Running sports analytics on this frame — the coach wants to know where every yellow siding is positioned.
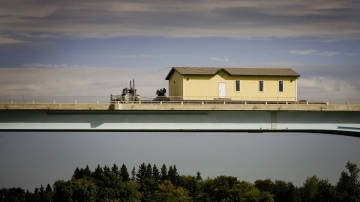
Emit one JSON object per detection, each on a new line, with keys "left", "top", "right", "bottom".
{"left": 181, "top": 71, "right": 297, "bottom": 101}
{"left": 168, "top": 71, "right": 183, "bottom": 100}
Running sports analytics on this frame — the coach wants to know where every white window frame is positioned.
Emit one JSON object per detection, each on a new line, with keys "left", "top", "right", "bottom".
{"left": 279, "top": 80, "right": 283, "bottom": 92}
{"left": 235, "top": 80, "right": 241, "bottom": 92}
{"left": 259, "top": 80, "right": 264, "bottom": 92}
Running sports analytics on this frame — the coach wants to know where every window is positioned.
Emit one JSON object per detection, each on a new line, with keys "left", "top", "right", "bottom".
{"left": 259, "top": 80, "right": 264, "bottom": 92}
{"left": 235, "top": 80, "right": 240, "bottom": 92}
{"left": 279, "top": 80, "right": 283, "bottom": 92}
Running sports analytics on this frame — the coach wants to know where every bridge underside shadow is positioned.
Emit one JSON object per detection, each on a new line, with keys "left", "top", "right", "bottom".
{"left": 0, "top": 110, "right": 359, "bottom": 136}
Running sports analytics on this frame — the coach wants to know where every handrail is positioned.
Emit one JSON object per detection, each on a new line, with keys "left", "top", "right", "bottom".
{"left": 0, "top": 95, "right": 358, "bottom": 105}
{"left": 0, "top": 95, "right": 325, "bottom": 105}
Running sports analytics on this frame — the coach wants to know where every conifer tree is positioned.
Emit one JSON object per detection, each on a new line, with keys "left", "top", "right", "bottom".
{"left": 103, "top": 165, "right": 110, "bottom": 173}
{"left": 161, "top": 164, "right": 168, "bottom": 181}
{"left": 93, "top": 164, "right": 103, "bottom": 179}
{"left": 45, "top": 184, "right": 52, "bottom": 192}
{"left": 84, "top": 165, "right": 91, "bottom": 177}
{"left": 136, "top": 163, "right": 147, "bottom": 182}
{"left": 168, "top": 165, "right": 179, "bottom": 185}
{"left": 131, "top": 166, "right": 136, "bottom": 181}
{"left": 153, "top": 164, "right": 160, "bottom": 182}
{"left": 196, "top": 171, "right": 202, "bottom": 181}
{"left": 146, "top": 163, "right": 153, "bottom": 179}
{"left": 39, "top": 185, "right": 44, "bottom": 194}
{"left": 72, "top": 168, "right": 80, "bottom": 180}
{"left": 120, "top": 164, "right": 130, "bottom": 181}
{"left": 111, "top": 164, "right": 119, "bottom": 175}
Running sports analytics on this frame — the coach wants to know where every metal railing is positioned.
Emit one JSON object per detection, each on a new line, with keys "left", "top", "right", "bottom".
{"left": 0, "top": 95, "right": 337, "bottom": 105}
{"left": 0, "top": 96, "right": 109, "bottom": 104}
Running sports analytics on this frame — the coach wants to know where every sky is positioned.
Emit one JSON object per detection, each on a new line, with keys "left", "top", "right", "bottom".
{"left": 1, "top": 132, "right": 360, "bottom": 190}
{"left": 1, "top": 0, "right": 360, "bottom": 190}
{"left": 0, "top": 0, "right": 359, "bottom": 103}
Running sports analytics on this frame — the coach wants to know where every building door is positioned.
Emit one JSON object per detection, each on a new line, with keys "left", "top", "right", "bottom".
{"left": 219, "top": 82, "right": 226, "bottom": 98}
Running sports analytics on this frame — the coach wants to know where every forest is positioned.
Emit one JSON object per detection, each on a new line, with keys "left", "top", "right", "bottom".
{"left": 1, "top": 161, "right": 360, "bottom": 202}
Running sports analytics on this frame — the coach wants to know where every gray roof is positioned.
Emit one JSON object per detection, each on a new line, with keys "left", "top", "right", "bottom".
{"left": 165, "top": 67, "right": 300, "bottom": 80}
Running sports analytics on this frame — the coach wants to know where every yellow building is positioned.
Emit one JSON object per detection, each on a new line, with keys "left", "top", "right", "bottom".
{"left": 165, "top": 67, "right": 300, "bottom": 101}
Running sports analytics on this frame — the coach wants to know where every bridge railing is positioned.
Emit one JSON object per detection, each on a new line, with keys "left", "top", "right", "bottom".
{"left": 0, "top": 95, "right": 336, "bottom": 105}
{"left": 0, "top": 96, "right": 109, "bottom": 104}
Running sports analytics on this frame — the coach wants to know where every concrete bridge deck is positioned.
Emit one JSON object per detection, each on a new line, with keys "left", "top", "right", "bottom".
{"left": 1, "top": 103, "right": 359, "bottom": 111}
{"left": 1, "top": 103, "right": 360, "bottom": 135}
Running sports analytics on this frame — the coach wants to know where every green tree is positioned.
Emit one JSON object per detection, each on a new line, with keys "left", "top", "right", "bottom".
{"left": 301, "top": 176, "right": 320, "bottom": 202}
{"left": 153, "top": 164, "right": 161, "bottom": 182}
{"left": 84, "top": 165, "right": 91, "bottom": 177}
{"left": 255, "top": 179, "right": 274, "bottom": 193}
{"left": 72, "top": 167, "right": 81, "bottom": 180}
{"left": 154, "top": 180, "right": 190, "bottom": 202}
{"left": 272, "top": 180, "right": 301, "bottom": 202}
{"left": 120, "top": 163, "right": 130, "bottom": 182}
{"left": 317, "top": 179, "right": 337, "bottom": 202}
{"left": 161, "top": 164, "right": 168, "bottom": 181}
{"left": 179, "top": 175, "right": 199, "bottom": 199}
{"left": 146, "top": 163, "right": 153, "bottom": 179}
{"left": 137, "top": 163, "right": 147, "bottom": 183}
{"left": 123, "top": 181, "right": 142, "bottom": 201}
{"left": 71, "top": 179, "right": 97, "bottom": 202}
{"left": 0, "top": 188, "right": 26, "bottom": 202}
{"left": 111, "top": 163, "right": 119, "bottom": 176}
{"left": 92, "top": 164, "right": 103, "bottom": 180}
{"left": 131, "top": 166, "right": 136, "bottom": 181}
{"left": 168, "top": 165, "right": 179, "bottom": 185}
{"left": 337, "top": 161, "right": 360, "bottom": 202}
{"left": 196, "top": 171, "right": 202, "bottom": 181}
{"left": 53, "top": 180, "right": 73, "bottom": 202}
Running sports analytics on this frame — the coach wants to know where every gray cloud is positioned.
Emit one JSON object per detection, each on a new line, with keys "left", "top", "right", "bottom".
{"left": 0, "top": 64, "right": 359, "bottom": 104}
{"left": 0, "top": 35, "right": 23, "bottom": 44}
{"left": 1, "top": 0, "right": 360, "bottom": 39}
{"left": 0, "top": 66, "right": 169, "bottom": 100}
{"left": 289, "top": 49, "right": 338, "bottom": 56}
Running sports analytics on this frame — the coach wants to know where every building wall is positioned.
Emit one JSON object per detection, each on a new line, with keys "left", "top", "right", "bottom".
{"left": 181, "top": 71, "right": 297, "bottom": 101}
{"left": 168, "top": 71, "right": 183, "bottom": 100}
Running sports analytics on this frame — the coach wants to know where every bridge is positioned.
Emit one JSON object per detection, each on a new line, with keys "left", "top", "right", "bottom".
{"left": 0, "top": 102, "right": 360, "bottom": 136}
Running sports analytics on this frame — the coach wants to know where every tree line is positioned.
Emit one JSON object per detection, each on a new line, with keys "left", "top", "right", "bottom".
{"left": 1, "top": 161, "right": 360, "bottom": 202}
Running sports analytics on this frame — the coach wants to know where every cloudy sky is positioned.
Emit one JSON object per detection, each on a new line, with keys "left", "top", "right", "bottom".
{"left": 1, "top": 0, "right": 360, "bottom": 190}
{"left": 1, "top": 0, "right": 360, "bottom": 102}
